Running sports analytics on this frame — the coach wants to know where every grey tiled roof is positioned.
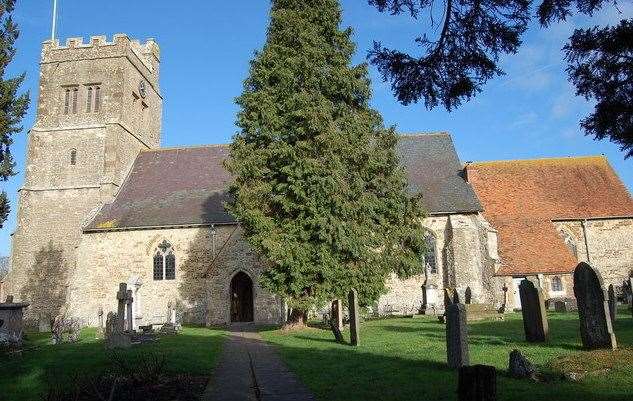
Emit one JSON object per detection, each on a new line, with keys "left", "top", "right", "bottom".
{"left": 85, "top": 133, "right": 481, "bottom": 231}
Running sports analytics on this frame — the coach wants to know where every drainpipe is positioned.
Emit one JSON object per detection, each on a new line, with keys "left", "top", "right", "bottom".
{"left": 581, "top": 219, "right": 591, "bottom": 264}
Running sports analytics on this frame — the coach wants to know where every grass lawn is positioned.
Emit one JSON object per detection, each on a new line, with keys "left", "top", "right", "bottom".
{"left": 0, "top": 326, "right": 226, "bottom": 401}
{"left": 261, "top": 310, "right": 633, "bottom": 401}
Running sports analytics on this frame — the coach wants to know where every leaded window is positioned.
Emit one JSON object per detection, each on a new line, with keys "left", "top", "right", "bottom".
{"left": 424, "top": 232, "right": 437, "bottom": 274}
{"left": 153, "top": 252, "right": 163, "bottom": 280}
{"left": 165, "top": 252, "right": 175, "bottom": 280}
{"left": 551, "top": 276, "right": 563, "bottom": 292}
{"left": 86, "top": 86, "right": 93, "bottom": 112}
{"left": 153, "top": 240, "right": 176, "bottom": 281}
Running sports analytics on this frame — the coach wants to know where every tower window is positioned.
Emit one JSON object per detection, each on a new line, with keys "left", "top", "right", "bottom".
{"left": 86, "top": 87, "right": 93, "bottom": 112}
{"left": 70, "top": 149, "right": 77, "bottom": 165}
{"left": 72, "top": 88, "right": 78, "bottom": 114}
{"left": 64, "top": 89, "right": 70, "bottom": 114}
{"left": 153, "top": 240, "right": 176, "bottom": 281}
{"left": 85, "top": 85, "right": 102, "bottom": 113}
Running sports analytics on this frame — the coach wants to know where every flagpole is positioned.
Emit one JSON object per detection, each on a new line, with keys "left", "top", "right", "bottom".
{"left": 51, "top": 0, "right": 58, "bottom": 41}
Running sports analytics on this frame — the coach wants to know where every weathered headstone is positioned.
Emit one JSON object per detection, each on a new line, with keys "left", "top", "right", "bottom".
{"left": 465, "top": 287, "right": 472, "bottom": 304}
{"left": 608, "top": 284, "right": 617, "bottom": 323}
{"left": 104, "top": 311, "right": 131, "bottom": 349}
{"left": 458, "top": 365, "right": 496, "bottom": 401}
{"left": 446, "top": 303, "right": 470, "bottom": 368}
{"left": 329, "top": 318, "right": 344, "bottom": 344}
{"left": 573, "top": 262, "right": 617, "bottom": 350}
{"left": 554, "top": 300, "right": 567, "bottom": 312}
{"left": 331, "top": 299, "right": 343, "bottom": 331}
{"left": 348, "top": 289, "right": 360, "bottom": 346}
{"left": 518, "top": 279, "right": 548, "bottom": 342}
{"left": 507, "top": 349, "right": 535, "bottom": 379}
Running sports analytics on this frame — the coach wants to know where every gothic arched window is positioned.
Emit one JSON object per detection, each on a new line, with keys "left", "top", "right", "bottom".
{"left": 559, "top": 229, "right": 578, "bottom": 258}
{"left": 424, "top": 231, "right": 437, "bottom": 274}
{"left": 551, "top": 276, "right": 563, "bottom": 292}
{"left": 153, "top": 240, "right": 176, "bottom": 281}
{"left": 70, "top": 149, "right": 77, "bottom": 165}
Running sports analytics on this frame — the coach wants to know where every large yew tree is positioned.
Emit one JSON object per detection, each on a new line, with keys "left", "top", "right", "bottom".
{"left": 0, "top": 0, "right": 29, "bottom": 227}
{"left": 226, "top": 0, "right": 426, "bottom": 324}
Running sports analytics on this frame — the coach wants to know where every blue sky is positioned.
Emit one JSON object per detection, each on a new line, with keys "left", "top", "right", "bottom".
{"left": 1, "top": 0, "right": 631, "bottom": 255}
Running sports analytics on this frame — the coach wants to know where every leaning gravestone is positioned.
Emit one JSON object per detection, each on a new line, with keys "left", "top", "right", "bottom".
{"left": 446, "top": 303, "right": 470, "bottom": 368}
{"left": 608, "top": 284, "right": 617, "bottom": 323}
{"left": 348, "top": 289, "right": 360, "bottom": 346}
{"left": 573, "top": 263, "right": 617, "bottom": 350}
{"left": 458, "top": 365, "right": 496, "bottom": 401}
{"left": 518, "top": 279, "right": 548, "bottom": 342}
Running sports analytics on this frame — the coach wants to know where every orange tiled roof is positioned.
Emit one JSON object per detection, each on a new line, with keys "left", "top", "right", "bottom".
{"left": 466, "top": 156, "right": 633, "bottom": 276}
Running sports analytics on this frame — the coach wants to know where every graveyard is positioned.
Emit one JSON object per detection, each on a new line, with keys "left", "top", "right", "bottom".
{"left": 1, "top": 307, "right": 632, "bottom": 400}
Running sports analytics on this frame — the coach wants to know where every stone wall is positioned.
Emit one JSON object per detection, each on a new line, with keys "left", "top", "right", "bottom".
{"left": 555, "top": 218, "right": 633, "bottom": 289}
{"left": 68, "top": 225, "right": 285, "bottom": 326}
{"left": 376, "top": 213, "right": 503, "bottom": 315}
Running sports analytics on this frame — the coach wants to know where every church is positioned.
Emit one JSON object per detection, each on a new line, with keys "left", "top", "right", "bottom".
{"left": 2, "top": 35, "right": 632, "bottom": 328}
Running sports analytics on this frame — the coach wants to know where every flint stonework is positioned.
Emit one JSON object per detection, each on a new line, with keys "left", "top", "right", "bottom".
{"left": 573, "top": 263, "right": 617, "bottom": 350}
{"left": 446, "top": 303, "right": 469, "bottom": 368}
{"left": 348, "top": 289, "right": 360, "bottom": 346}
{"left": 518, "top": 279, "right": 548, "bottom": 342}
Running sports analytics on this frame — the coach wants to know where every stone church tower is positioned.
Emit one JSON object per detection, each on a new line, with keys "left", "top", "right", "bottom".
{"left": 5, "top": 35, "right": 162, "bottom": 304}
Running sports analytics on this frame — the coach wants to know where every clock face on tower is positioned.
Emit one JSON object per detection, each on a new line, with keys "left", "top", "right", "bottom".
{"left": 139, "top": 80, "right": 147, "bottom": 98}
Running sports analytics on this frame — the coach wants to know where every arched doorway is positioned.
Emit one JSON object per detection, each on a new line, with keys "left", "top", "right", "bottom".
{"left": 230, "top": 272, "right": 254, "bottom": 322}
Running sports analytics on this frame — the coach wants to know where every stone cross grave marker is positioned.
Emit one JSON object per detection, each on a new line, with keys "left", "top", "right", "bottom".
{"left": 104, "top": 311, "right": 131, "bottom": 349}
{"left": 498, "top": 284, "right": 508, "bottom": 313}
{"left": 608, "top": 284, "right": 617, "bottom": 323}
{"left": 125, "top": 289, "right": 134, "bottom": 332}
{"left": 331, "top": 299, "right": 343, "bottom": 331}
{"left": 573, "top": 263, "right": 617, "bottom": 350}
{"left": 518, "top": 278, "right": 548, "bottom": 342}
{"left": 348, "top": 289, "right": 360, "bottom": 346}
{"left": 446, "top": 303, "right": 470, "bottom": 369}
{"left": 116, "top": 283, "right": 128, "bottom": 332}
{"left": 458, "top": 365, "right": 496, "bottom": 401}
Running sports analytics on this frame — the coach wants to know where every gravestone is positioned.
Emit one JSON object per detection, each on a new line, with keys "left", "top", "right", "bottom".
{"left": 608, "top": 284, "right": 617, "bottom": 323}
{"left": 0, "top": 297, "right": 29, "bottom": 347}
{"left": 125, "top": 289, "right": 134, "bottom": 331}
{"left": 465, "top": 287, "right": 472, "bottom": 304}
{"left": 498, "top": 284, "right": 508, "bottom": 313}
{"left": 630, "top": 277, "right": 633, "bottom": 319}
{"left": 446, "top": 303, "right": 470, "bottom": 368}
{"left": 116, "top": 283, "right": 128, "bottom": 332}
{"left": 518, "top": 279, "right": 548, "bottom": 342}
{"left": 573, "top": 263, "right": 617, "bottom": 350}
{"left": 329, "top": 318, "right": 344, "bottom": 344}
{"left": 331, "top": 299, "right": 343, "bottom": 331}
{"left": 104, "top": 311, "right": 131, "bottom": 349}
{"left": 458, "top": 365, "right": 496, "bottom": 401}
{"left": 554, "top": 300, "right": 567, "bottom": 312}
{"left": 508, "top": 349, "right": 535, "bottom": 379}
{"left": 348, "top": 289, "right": 360, "bottom": 346}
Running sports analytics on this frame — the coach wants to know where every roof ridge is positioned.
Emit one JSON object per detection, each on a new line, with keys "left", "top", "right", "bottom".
{"left": 468, "top": 155, "right": 607, "bottom": 165}
{"left": 398, "top": 131, "right": 450, "bottom": 138}
{"left": 142, "top": 143, "right": 230, "bottom": 152}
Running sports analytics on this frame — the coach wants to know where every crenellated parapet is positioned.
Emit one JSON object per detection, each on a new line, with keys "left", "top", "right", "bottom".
{"left": 41, "top": 34, "right": 160, "bottom": 80}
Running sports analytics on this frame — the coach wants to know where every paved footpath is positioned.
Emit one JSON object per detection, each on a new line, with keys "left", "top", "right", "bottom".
{"left": 202, "top": 324, "right": 317, "bottom": 401}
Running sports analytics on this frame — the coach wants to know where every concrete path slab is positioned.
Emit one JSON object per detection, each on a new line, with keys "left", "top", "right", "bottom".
{"left": 203, "top": 324, "right": 316, "bottom": 401}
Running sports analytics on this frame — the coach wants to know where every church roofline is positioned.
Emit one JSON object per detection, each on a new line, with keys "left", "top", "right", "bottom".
{"left": 83, "top": 221, "right": 238, "bottom": 234}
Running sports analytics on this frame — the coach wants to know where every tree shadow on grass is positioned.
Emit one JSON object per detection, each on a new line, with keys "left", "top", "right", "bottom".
{"left": 260, "top": 326, "right": 633, "bottom": 401}
{"left": 1, "top": 328, "right": 227, "bottom": 401}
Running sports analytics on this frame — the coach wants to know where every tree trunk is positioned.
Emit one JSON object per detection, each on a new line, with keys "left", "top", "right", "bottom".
{"left": 283, "top": 308, "right": 307, "bottom": 330}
